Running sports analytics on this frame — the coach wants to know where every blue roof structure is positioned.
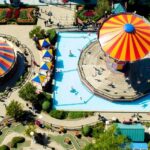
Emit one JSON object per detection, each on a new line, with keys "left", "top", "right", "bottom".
{"left": 112, "top": 3, "right": 126, "bottom": 14}
{"left": 117, "top": 124, "right": 145, "bottom": 142}
{"left": 130, "top": 143, "right": 148, "bottom": 150}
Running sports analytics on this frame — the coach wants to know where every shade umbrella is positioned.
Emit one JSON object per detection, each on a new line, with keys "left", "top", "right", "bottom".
{"left": 40, "top": 61, "right": 53, "bottom": 71}
{"left": 32, "top": 74, "right": 47, "bottom": 87}
{"left": 39, "top": 38, "right": 50, "bottom": 48}
{"left": 39, "top": 61, "right": 53, "bottom": 76}
{"left": 99, "top": 13, "right": 150, "bottom": 62}
{"left": 42, "top": 49, "right": 53, "bottom": 60}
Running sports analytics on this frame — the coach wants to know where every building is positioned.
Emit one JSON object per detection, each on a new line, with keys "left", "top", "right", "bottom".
{"left": 117, "top": 123, "right": 145, "bottom": 142}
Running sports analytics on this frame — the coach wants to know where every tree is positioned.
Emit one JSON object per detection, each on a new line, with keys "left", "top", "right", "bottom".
{"left": 0, "top": 145, "right": 10, "bottom": 150}
{"left": 128, "top": 0, "right": 136, "bottom": 5}
{"left": 82, "top": 125, "right": 92, "bottom": 137}
{"left": 6, "top": 100, "right": 23, "bottom": 121}
{"left": 49, "top": 110, "right": 68, "bottom": 119}
{"left": 34, "top": 133, "right": 50, "bottom": 146}
{"left": 46, "top": 29, "right": 57, "bottom": 44}
{"left": 19, "top": 82, "right": 38, "bottom": 102}
{"left": 42, "top": 101, "right": 51, "bottom": 112}
{"left": 95, "top": 0, "right": 111, "bottom": 18}
{"left": 25, "top": 125, "right": 36, "bottom": 137}
{"left": 29, "top": 26, "right": 41, "bottom": 39}
{"left": 83, "top": 125, "right": 130, "bottom": 150}
{"left": 92, "top": 123, "right": 105, "bottom": 138}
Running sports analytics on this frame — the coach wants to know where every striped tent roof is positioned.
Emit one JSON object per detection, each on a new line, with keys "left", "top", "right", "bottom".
{"left": 32, "top": 74, "right": 46, "bottom": 84}
{"left": 39, "top": 38, "right": 50, "bottom": 48}
{"left": 0, "top": 41, "right": 16, "bottom": 77}
{"left": 40, "top": 61, "right": 52, "bottom": 71}
{"left": 42, "top": 49, "right": 53, "bottom": 58}
{"left": 98, "top": 13, "right": 150, "bottom": 61}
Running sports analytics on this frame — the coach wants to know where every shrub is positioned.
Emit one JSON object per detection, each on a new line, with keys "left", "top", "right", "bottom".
{"left": 0, "top": 145, "right": 10, "bottom": 150}
{"left": 14, "top": 8, "right": 20, "bottom": 18}
{"left": 11, "top": 136, "right": 25, "bottom": 148}
{"left": 42, "top": 101, "right": 51, "bottom": 112}
{"left": 92, "top": 122, "right": 105, "bottom": 138}
{"left": 83, "top": 10, "right": 95, "bottom": 17}
{"left": 68, "top": 111, "right": 94, "bottom": 119}
{"left": 82, "top": 125, "right": 92, "bottom": 136}
{"left": 19, "top": 10, "right": 28, "bottom": 19}
{"left": 0, "top": 10, "right": 6, "bottom": 20}
{"left": 46, "top": 29, "right": 57, "bottom": 44}
{"left": 6, "top": 8, "right": 13, "bottom": 18}
{"left": 6, "top": 100, "right": 23, "bottom": 121}
{"left": 19, "top": 82, "right": 38, "bottom": 102}
{"left": 49, "top": 110, "right": 68, "bottom": 119}
{"left": 29, "top": 26, "right": 43, "bottom": 39}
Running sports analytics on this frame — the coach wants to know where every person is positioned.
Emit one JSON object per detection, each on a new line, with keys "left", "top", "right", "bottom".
{"left": 69, "top": 50, "right": 73, "bottom": 56}
{"left": 49, "top": 18, "right": 51, "bottom": 24}
{"left": 80, "top": 97, "right": 82, "bottom": 100}
{"left": 44, "top": 20, "right": 47, "bottom": 27}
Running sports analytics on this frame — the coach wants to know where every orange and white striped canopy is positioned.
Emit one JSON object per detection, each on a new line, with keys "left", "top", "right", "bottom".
{"left": 99, "top": 13, "right": 150, "bottom": 61}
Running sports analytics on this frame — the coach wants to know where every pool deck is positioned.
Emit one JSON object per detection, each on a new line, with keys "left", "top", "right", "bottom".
{"left": 78, "top": 41, "right": 150, "bottom": 101}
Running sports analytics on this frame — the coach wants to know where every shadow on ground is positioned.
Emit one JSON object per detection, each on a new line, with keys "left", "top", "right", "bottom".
{"left": 127, "top": 58, "right": 150, "bottom": 94}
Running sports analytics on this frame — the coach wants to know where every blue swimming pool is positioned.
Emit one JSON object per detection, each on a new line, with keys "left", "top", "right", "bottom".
{"left": 53, "top": 32, "right": 150, "bottom": 112}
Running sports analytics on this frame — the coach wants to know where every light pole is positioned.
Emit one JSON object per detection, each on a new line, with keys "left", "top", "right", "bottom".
{"left": 30, "top": 131, "right": 35, "bottom": 143}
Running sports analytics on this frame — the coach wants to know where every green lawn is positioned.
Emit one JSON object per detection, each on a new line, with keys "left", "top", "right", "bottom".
{"left": 50, "top": 133, "right": 89, "bottom": 150}
{"left": 0, "top": 124, "right": 25, "bottom": 144}
{"left": 19, "top": 10, "right": 28, "bottom": 19}
{"left": 0, "top": 10, "right": 6, "bottom": 20}
{"left": 10, "top": 140, "right": 31, "bottom": 150}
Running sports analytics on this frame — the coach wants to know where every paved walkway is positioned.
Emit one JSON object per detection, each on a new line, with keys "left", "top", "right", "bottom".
{"left": 40, "top": 113, "right": 99, "bottom": 129}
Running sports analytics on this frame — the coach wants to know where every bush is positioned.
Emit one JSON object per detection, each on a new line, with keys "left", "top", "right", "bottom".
{"left": 29, "top": 26, "right": 41, "bottom": 39}
{"left": 82, "top": 125, "right": 92, "bottom": 136}
{"left": 92, "top": 123, "right": 105, "bottom": 138}
{"left": 49, "top": 110, "right": 68, "bottom": 119}
{"left": 6, "top": 100, "right": 23, "bottom": 121}
{"left": 19, "top": 10, "right": 28, "bottom": 19}
{"left": 46, "top": 29, "right": 57, "bottom": 44}
{"left": 42, "top": 101, "right": 51, "bottom": 112}
{"left": 0, "top": 10, "right": 6, "bottom": 20}
{"left": 19, "top": 82, "right": 38, "bottom": 102}
{"left": 11, "top": 136, "right": 25, "bottom": 148}
{"left": 0, "top": 145, "right": 10, "bottom": 150}
{"left": 68, "top": 112, "right": 93, "bottom": 119}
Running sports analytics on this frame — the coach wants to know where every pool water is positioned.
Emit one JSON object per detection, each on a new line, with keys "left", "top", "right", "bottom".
{"left": 53, "top": 32, "right": 150, "bottom": 112}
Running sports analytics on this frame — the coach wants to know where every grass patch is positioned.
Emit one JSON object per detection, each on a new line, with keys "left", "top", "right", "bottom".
{"left": 10, "top": 140, "right": 30, "bottom": 150}
{"left": 19, "top": 10, "right": 28, "bottom": 19}
{"left": 0, "top": 124, "right": 25, "bottom": 144}
{"left": 0, "top": 10, "right": 6, "bottom": 20}
{"left": 50, "top": 133, "right": 81, "bottom": 150}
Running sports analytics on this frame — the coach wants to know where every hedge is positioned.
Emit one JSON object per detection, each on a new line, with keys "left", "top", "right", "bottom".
{"left": 42, "top": 100, "right": 51, "bottom": 112}
{"left": 11, "top": 136, "right": 25, "bottom": 148}
{"left": 82, "top": 125, "right": 92, "bottom": 136}
{"left": 49, "top": 110, "right": 68, "bottom": 119}
{"left": 68, "top": 112, "right": 93, "bottom": 119}
{"left": 0, "top": 145, "right": 10, "bottom": 150}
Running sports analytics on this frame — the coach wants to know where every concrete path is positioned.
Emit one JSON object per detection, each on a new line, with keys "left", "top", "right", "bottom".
{"left": 40, "top": 113, "right": 99, "bottom": 129}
